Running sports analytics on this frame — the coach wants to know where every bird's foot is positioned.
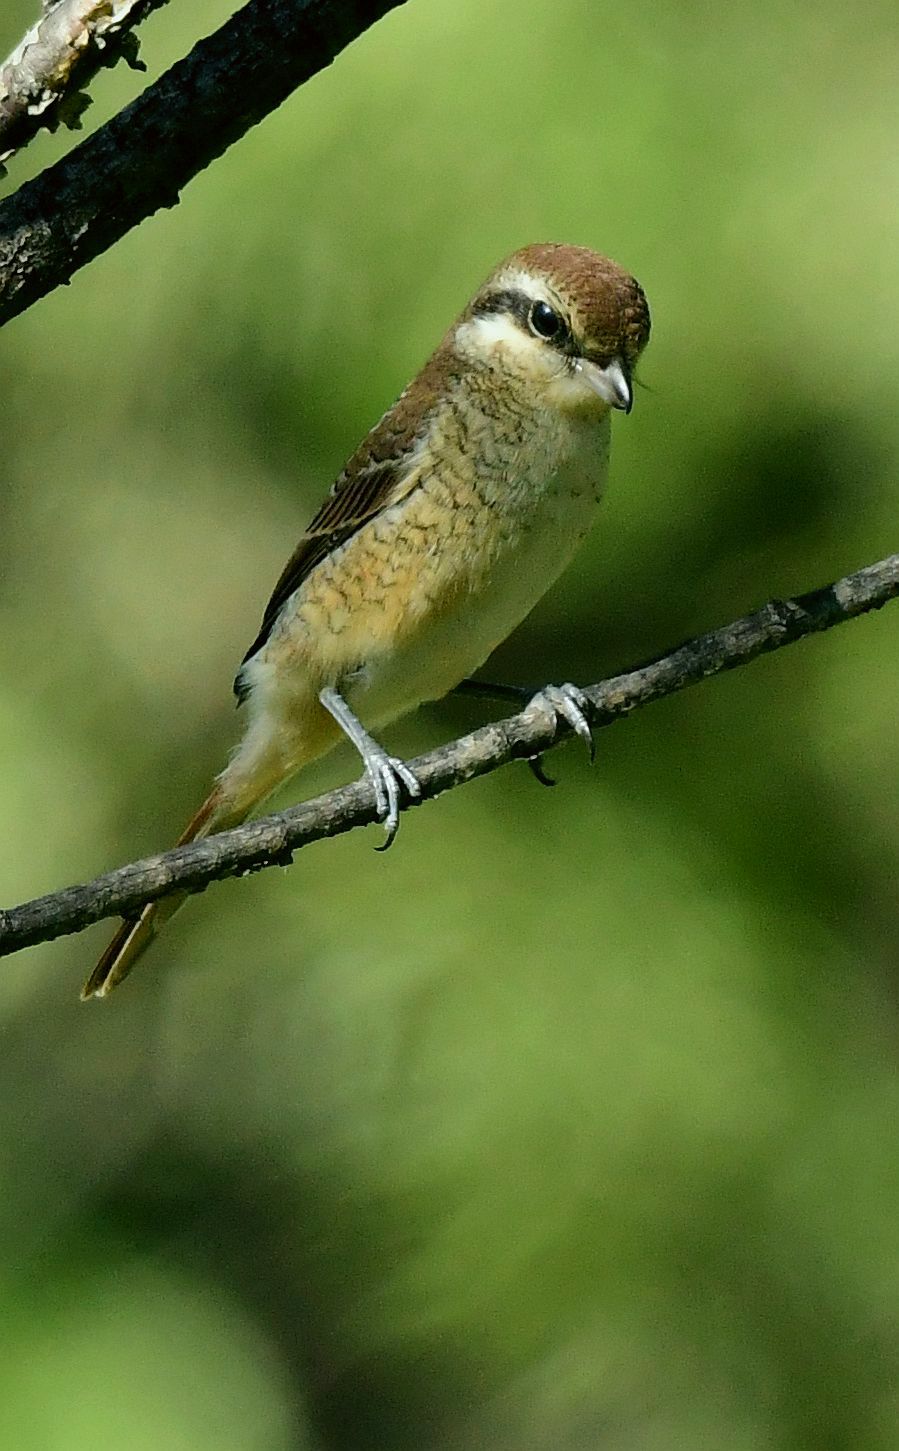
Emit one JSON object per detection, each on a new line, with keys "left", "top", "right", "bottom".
{"left": 365, "top": 746, "right": 422, "bottom": 851}
{"left": 527, "top": 683, "right": 596, "bottom": 764}
{"left": 452, "top": 676, "right": 594, "bottom": 784}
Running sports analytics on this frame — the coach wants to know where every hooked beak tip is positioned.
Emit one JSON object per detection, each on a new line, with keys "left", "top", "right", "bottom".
{"left": 575, "top": 356, "right": 633, "bottom": 414}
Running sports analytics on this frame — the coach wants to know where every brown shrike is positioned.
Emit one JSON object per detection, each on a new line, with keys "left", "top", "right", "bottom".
{"left": 83, "top": 243, "right": 650, "bottom": 998}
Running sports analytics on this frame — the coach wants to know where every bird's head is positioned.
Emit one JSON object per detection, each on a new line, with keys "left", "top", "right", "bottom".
{"left": 455, "top": 242, "right": 650, "bottom": 417}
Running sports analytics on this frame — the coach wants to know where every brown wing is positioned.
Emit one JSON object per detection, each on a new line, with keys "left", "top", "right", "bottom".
{"left": 234, "top": 456, "right": 415, "bottom": 698}
{"left": 234, "top": 339, "right": 454, "bottom": 701}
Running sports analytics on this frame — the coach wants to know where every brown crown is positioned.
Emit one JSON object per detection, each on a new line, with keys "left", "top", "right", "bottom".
{"left": 488, "top": 242, "right": 651, "bottom": 367}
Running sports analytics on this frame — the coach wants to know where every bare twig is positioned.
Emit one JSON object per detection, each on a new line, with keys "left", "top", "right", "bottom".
{"left": 1, "top": 552, "right": 896, "bottom": 959}
{"left": 0, "top": 0, "right": 407, "bottom": 327}
{"left": 0, "top": 0, "right": 170, "bottom": 173}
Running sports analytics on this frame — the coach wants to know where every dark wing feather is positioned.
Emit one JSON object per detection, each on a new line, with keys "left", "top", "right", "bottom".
{"left": 234, "top": 458, "right": 410, "bottom": 698}
{"left": 234, "top": 339, "right": 454, "bottom": 702}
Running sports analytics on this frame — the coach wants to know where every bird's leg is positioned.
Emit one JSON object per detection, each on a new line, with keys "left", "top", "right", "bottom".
{"left": 451, "top": 678, "right": 532, "bottom": 706}
{"left": 319, "top": 686, "right": 422, "bottom": 850}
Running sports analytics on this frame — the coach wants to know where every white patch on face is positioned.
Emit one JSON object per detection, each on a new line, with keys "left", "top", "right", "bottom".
{"left": 454, "top": 311, "right": 609, "bottom": 417}
{"left": 455, "top": 266, "right": 570, "bottom": 375}
{"left": 455, "top": 310, "right": 544, "bottom": 369}
{"left": 498, "top": 267, "right": 563, "bottom": 306}
{"left": 451, "top": 266, "right": 613, "bottom": 417}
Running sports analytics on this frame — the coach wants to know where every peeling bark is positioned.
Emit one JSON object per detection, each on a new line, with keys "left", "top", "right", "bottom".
{"left": 0, "top": 0, "right": 169, "bottom": 172}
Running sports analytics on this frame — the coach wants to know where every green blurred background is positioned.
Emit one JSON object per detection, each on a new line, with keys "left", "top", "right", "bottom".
{"left": 1, "top": 0, "right": 898, "bottom": 1446}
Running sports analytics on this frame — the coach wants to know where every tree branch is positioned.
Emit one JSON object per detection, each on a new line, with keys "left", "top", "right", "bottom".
{"left": 0, "top": 0, "right": 407, "bottom": 327}
{"left": 1, "top": 552, "right": 897, "bottom": 959}
{"left": 0, "top": 0, "right": 170, "bottom": 174}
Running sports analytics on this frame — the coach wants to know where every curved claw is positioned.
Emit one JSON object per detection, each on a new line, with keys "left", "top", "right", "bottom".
{"left": 527, "top": 755, "right": 557, "bottom": 787}
{"left": 528, "top": 683, "right": 596, "bottom": 764}
{"left": 370, "top": 754, "right": 422, "bottom": 851}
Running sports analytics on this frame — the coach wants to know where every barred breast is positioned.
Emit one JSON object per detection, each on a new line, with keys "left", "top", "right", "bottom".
{"left": 338, "top": 405, "right": 612, "bottom": 725}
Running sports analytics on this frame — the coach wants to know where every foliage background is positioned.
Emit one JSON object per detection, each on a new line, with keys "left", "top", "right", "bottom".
{"left": 1, "top": 1, "right": 898, "bottom": 1446}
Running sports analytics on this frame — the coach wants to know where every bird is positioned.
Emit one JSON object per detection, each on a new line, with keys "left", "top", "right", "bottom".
{"left": 82, "top": 242, "right": 650, "bottom": 999}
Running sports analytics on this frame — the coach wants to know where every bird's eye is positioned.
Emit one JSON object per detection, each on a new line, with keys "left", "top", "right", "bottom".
{"left": 529, "top": 300, "right": 564, "bottom": 341}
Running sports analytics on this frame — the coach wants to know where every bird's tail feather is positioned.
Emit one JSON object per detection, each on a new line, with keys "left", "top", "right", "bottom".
{"left": 81, "top": 787, "right": 249, "bottom": 1000}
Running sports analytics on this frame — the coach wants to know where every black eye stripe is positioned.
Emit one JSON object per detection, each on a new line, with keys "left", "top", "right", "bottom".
{"left": 472, "top": 288, "right": 531, "bottom": 326}
{"left": 472, "top": 288, "right": 572, "bottom": 349}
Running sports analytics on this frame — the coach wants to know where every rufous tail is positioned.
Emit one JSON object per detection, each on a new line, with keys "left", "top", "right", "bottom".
{"left": 81, "top": 788, "right": 248, "bottom": 1001}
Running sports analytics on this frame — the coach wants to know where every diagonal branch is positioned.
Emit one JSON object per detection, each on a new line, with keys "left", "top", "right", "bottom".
{"left": 1, "top": 552, "right": 897, "bottom": 959}
{"left": 0, "top": 0, "right": 407, "bottom": 327}
{"left": 0, "top": 0, "right": 170, "bottom": 174}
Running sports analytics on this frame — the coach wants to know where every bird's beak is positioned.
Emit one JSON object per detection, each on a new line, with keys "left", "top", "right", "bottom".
{"left": 575, "top": 356, "right": 633, "bottom": 413}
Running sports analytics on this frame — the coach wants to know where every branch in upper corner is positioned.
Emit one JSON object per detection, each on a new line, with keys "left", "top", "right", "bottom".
{"left": 0, "top": 0, "right": 407, "bottom": 327}
{"left": 0, "top": 0, "right": 170, "bottom": 174}
{"left": 0, "top": 552, "right": 896, "bottom": 960}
